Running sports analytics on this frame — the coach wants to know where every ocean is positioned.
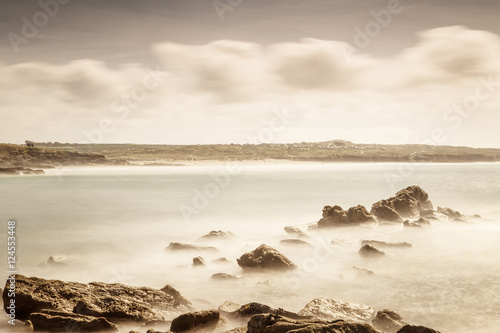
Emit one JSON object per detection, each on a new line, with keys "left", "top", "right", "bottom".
{"left": 1, "top": 163, "right": 500, "bottom": 332}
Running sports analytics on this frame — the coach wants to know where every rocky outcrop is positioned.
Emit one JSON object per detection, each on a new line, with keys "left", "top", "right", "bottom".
{"left": 3, "top": 274, "right": 186, "bottom": 322}
{"left": 193, "top": 256, "right": 206, "bottom": 267}
{"left": 279, "top": 239, "right": 312, "bottom": 247}
{"left": 170, "top": 310, "right": 223, "bottom": 333}
{"left": 160, "top": 285, "right": 194, "bottom": 311}
{"left": 298, "top": 298, "right": 375, "bottom": 323}
{"left": 318, "top": 205, "right": 375, "bottom": 227}
{"left": 358, "top": 245, "right": 385, "bottom": 258}
{"left": 361, "top": 240, "right": 412, "bottom": 249}
{"left": 237, "top": 245, "right": 297, "bottom": 271}
{"left": 396, "top": 324, "right": 441, "bottom": 333}
{"left": 247, "top": 314, "right": 379, "bottom": 333}
{"left": 198, "top": 231, "right": 235, "bottom": 242}
{"left": 166, "top": 242, "right": 218, "bottom": 252}
{"left": 29, "top": 310, "right": 118, "bottom": 332}
{"left": 371, "top": 186, "right": 433, "bottom": 221}
{"left": 372, "top": 310, "right": 407, "bottom": 333}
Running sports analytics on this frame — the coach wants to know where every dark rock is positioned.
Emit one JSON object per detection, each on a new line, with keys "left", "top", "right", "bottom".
{"left": 396, "top": 324, "right": 441, "bottom": 333}
{"left": 166, "top": 242, "right": 218, "bottom": 252}
{"left": 358, "top": 245, "right": 385, "bottom": 258}
{"left": 3, "top": 274, "right": 184, "bottom": 322}
{"left": 403, "top": 221, "right": 423, "bottom": 229}
{"left": 237, "top": 245, "right": 297, "bottom": 271}
{"left": 170, "top": 310, "right": 221, "bottom": 333}
{"left": 372, "top": 309, "right": 407, "bottom": 333}
{"left": 371, "top": 186, "right": 433, "bottom": 220}
{"left": 361, "top": 240, "right": 412, "bottom": 249}
{"left": 436, "top": 206, "right": 462, "bottom": 220}
{"left": 213, "top": 257, "right": 232, "bottom": 264}
{"left": 279, "top": 239, "right": 312, "bottom": 247}
{"left": 283, "top": 226, "right": 309, "bottom": 238}
{"left": 413, "top": 218, "right": 432, "bottom": 227}
{"left": 298, "top": 298, "right": 375, "bottom": 323}
{"left": 347, "top": 205, "right": 377, "bottom": 223}
{"left": 160, "top": 285, "right": 194, "bottom": 311}
{"left": 352, "top": 266, "right": 375, "bottom": 276}
{"left": 318, "top": 205, "right": 375, "bottom": 227}
{"left": 47, "top": 256, "right": 68, "bottom": 266}
{"left": 247, "top": 313, "right": 379, "bottom": 333}
{"left": 29, "top": 310, "right": 118, "bottom": 332}
{"left": 224, "top": 326, "right": 247, "bottom": 333}
{"left": 229, "top": 303, "right": 307, "bottom": 322}
{"left": 211, "top": 273, "right": 241, "bottom": 281}
{"left": 193, "top": 256, "right": 206, "bottom": 267}
{"left": 198, "top": 230, "right": 235, "bottom": 241}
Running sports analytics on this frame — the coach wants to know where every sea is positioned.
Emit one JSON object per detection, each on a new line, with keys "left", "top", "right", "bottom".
{"left": 1, "top": 163, "right": 499, "bottom": 332}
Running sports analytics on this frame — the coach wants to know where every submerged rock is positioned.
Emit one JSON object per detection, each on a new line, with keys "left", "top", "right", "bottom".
{"left": 29, "top": 310, "right": 118, "bottom": 332}
{"left": 372, "top": 309, "right": 407, "bottom": 333}
{"left": 436, "top": 206, "right": 463, "bottom": 220}
{"left": 352, "top": 266, "right": 375, "bottom": 276}
{"left": 396, "top": 324, "right": 441, "bottom": 333}
{"left": 193, "top": 256, "right": 206, "bottom": 267}
{"left": 198, "top": 230, "right": 235, "bottom": 242}
{"left": 170, "top": 310, "right": 223, "bottom": 333}
{"left": 318, "top": 205, "right": 375, "bottom": 227}
{"left": 283, "top": 226, "right": 309, "bottom": 238}
{"left": 160, "top": 285, "right": 194, "bottom": 311}
{"left": 3, "top": 274, "right": 186, "bottom": 322}
{"left": 213, "top": 257, "right": 232, "bottom": 264}
{"left": 298, "top": 298, "right": 375, "bottom": 323}
{"left": 403, "top": 221, "right": 423, "bottom": 229}
{"left": 211, "top": 273, "right": 241, "bottom": 281}
{"left": 247, "top": 313, "right": 379, "bottom": 333}
{"left": 46, "top": 256, "right": 68, "bottom": 267}
{"left": 279, "top": 239, "right": 312, "bottom": 247}
{"left": 361, "top": 240, "right": 412, "bottom": 249}
{"left": 237, "top": 245, "right": 297, "bottom": 271}
{"left": 229, "top": 303, "right": 307, "bottom": 323}
{"left": 166, "top": 242, "right": 218, "bottom": 252}
{"left": 371, "top": 186, "right": 433, "bottom": 220}
{"left": 358, "top": 245, "right": 385, "bottom": 258}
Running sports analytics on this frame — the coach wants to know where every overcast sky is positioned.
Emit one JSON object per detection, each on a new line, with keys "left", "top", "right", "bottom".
{"left": 1, "top": 0, "right": 500, "bottom": 147}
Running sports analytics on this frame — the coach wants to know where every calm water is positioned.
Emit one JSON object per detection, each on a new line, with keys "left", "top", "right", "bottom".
{"left": 1, "top": 163, "right": 500, "bottom": 332}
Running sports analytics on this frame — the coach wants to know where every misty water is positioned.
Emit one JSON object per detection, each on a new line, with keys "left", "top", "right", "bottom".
{"left": 1, "top": 163, "right": 500, "bottom": 333}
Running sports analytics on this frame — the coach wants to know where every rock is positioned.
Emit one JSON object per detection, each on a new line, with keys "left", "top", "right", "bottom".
{"left": 396, "top": 324, "right": 441, "bottom": 333}
{"left": 25, "top": 320, "right": 34, "bottom": 331}
{"left": 198, "top": 230, "right": 235, "bottom": 241}
{"left": 318, "top": 205, "right": 375, "bottom": 227}
{"left": 3, "top": 274, "right": 185, "bottom": 322}
{"left": 283, "top": 226, "right": 309, "bottom": 238}
{"left": 372, "top": 309, "right": 407, "bottom": 333}
{"left": 331, "top": 239, "right": 351, "bottom": 246}
{"left": 218, "top": 301, "right": 242, "bottom": 315}
{"left": 371, "top": 186, "right": 433, "bottom": 220}
{"left": 193, "top": 256, "right": 206, "bottom": 267}
{"left": 211, "top": 273, "right": 241, "bottom": 281}
{"left": 436, "top": 206, "right": 462, "bottom": 220}
{"left": 298, "top": 298, "right": 375, "bottom": 323}
{"left": 403, "top": 221, "right": 423, "bottom": 229}
{"left": 237, "top": 245, "right": 297, "bottom": 271}
{"left": 247, "top": 313, "right": 379, "bottom": 333}
{"left": 170, "top": 310, "right": 222, "bottom": 333}
{"left": 352, "top": 266, "right": 375, "bottom": 276}
{"left": 413, "top": 218, "right": 432, "bottom": 227}
{"left": 358, "top": 245, "right": 385, "bottom": 258}
{"left": 224, "top": 326, "right": 247, "bottom": 333}
{"left": 213, "top": 257, "right": 232, "bottom": 264}
{"left": 361, "top": 240, "right": 412, "bottom": 249}
{"left": 166, "top": 242, "right": 218, "bottom": 252}
{"left": 160, "top": 285, "right": 194, "bottom": 311}
{"left": 279, "top": 239, "right": 312, "bottom": 247}
{"left": 229, "top": 303, "right": 307, "bottom": 322}
{"left": 47, "top": 256, "right": 68, "bottom": 266}
{"left": 29, "top": 310, "right": 118, "bottom": 332}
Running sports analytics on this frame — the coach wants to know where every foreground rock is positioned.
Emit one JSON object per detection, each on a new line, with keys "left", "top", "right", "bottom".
{"left": 372, "top": 310, "right": 407, "bottom": 333}
{"left": 371, "top": 186, "right": 433, "bottom": 221}
{"left": 396, "top": 324, "right": 441, "bottom": 333}
{"left": 359, "top": 245, "right": 385, "bottom": 258}
{"left": 29, "top": 309, "right": 118, "bottom": 332}
{"left": 298, "top": 298, "right": 375, "bottom": 323}
{"left": 318, "top": 205, "right": 376, "bottom": 227}
{"left": 3, "top": 274, "right": 186, "bottom": 322}
{"left": 166, "top": 242, "right": 218, "bottom": 252}
{"left": 237, "top": 245, "right": 297, "bottom": 271}
{"left": 361, "top": 240, "right": 412, "bottom": 249}
{"left": 170, "top": 310, "right": 223, "bottom": 333}
{"left": 247, "top": 313, "right": 379, "bottom": 333}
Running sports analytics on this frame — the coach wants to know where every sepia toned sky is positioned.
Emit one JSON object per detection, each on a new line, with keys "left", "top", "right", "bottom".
{"left": 1, "top": 0, "right": 500, "bottom": 147}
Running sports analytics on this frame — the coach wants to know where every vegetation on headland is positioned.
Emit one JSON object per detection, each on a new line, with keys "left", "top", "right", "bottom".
{"left": 1, "top": 140, "right": 500, "bottom": 173}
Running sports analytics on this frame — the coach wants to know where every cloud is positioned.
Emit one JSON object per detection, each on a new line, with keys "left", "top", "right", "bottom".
{"left": 1, "top": 26, "right": 500, "bottom": 147}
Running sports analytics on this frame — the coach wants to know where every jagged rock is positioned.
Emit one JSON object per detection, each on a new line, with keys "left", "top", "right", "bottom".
{"left": 218, "top": 301, "right": 241, "bottom": 315}
{"left": 279, "top": 239, "right": 312, "bottom": 247}
{"left": 361, "top": 240, "right": 412, "bottom": 249}
{"left": 229, "top": 303, "right": 307, "bottom": 323}
{"left": 247, "top": 313, "right": 379, "bottom": 333}
{"left": 318, "top": 205, "right": 375, "bottom": 227}
{"left": 436, "top": 206, "right": 462, "bottom": 220}
{"left": 211, "top": 273, "right": 241, "bottom": 281}
{"left": 283, "top": 226, "right": 309, "bottom": 238}
{"left": 413, "top": 218, "right": 432, "bottom": 227}
{"left": 403, "top": 221, "right": 423, "bottom": 229}
{"left": 170, "top": 310, "right": 222, "bottom": 333}
{"left": 193, "top": 256, "right": 206, "bottom": 267}
{"left": 237, "top": 245, "right": 297, "bottom": 271}
{"left": 29, "top": 310, "right": 118, "bottom": 332}
{"left": 396, "top": 324, "right": 441, "bottom": 333}
{"left": 198, "top": 230, "right": 235, "bottom": 242}
{"left": 166, "top": 242, "right": 218, "bottom": 252}
{"left": 3, "top": 274, "right": 185, "bottom": 322}
{"left": 358, "top": 245, "right": 385, "bottom": 258}
{"left": 298, "top": 298, "right": 375, "bottom": 323}
{"left": 160, "top": 285, "right": 194, "bottom": 311}
{"left": 213, "top": 257, "right": 232, "bottom": 264}
{"left": 371, "top": 186, "right": 433, "bottom": 220}
{"left": 372, "top": 309, "right": 407, "bottom": 333}
{"left": 352, "top": 266, "right": 375, "bottom": 276}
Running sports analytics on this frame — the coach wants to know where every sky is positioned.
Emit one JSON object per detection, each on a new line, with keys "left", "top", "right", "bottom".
{"left": 1, "top": 0, "right": 500, "bottom": 147}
